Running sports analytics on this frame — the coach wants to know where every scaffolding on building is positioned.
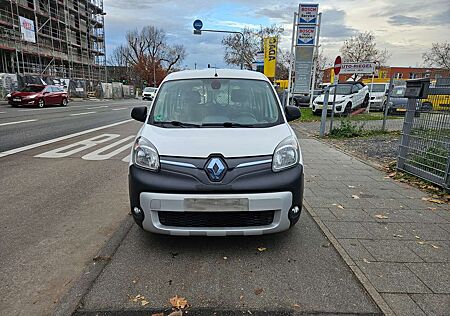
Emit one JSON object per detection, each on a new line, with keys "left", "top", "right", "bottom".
{"left": 0, "top": 0, "right": 106, "bottom": 91}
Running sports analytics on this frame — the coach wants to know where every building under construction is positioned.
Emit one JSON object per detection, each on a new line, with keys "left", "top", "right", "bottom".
{"left": 0, "top": 0, "right": 106, "bottom": 95}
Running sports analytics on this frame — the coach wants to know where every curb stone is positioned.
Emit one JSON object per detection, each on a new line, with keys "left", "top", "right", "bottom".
{"left": 53, "top": 216, "right": 133, "bottom": 316}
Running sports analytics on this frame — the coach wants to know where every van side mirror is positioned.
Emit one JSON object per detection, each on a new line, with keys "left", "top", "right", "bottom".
{"left": 285, "top": 106, "right": 301, "bottom": 122}
{"left": 131, "top": 106, "right": 147, "bottom": 122}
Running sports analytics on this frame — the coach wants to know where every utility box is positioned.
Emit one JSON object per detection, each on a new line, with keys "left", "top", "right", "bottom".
{"left": 404, "top": 78, "right": 430, "bottom": 99}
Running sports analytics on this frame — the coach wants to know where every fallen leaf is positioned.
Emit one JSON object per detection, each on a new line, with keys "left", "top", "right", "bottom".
{"left": 375, "top": 214, "right": 388, "bottom": 219}
{"left": 254, "top": 288, "right": 263, "bottom": 295}
{"left": 223, "top": 256, "right": 228, "bottom": 260}
{"left": 431, "top": 244, "right": 439, "bottom": 249}
{"left": 388, "top": 172, "right": 397, "bottom": 177}
{"left": 393, "top": 234, "right": 403, "bottom": 238}
{"left": 421, "top": 197, "right": 445, "bottom": 204}
{"left": 348, "top": 185, "right": 356, "bottom": 188}
{"left": 292, "top": 303, "right": 301, "bottom": 309}
{"left": 132, "top": 280, "right": 137, "bottom": 284}
{"left": 257, "top": 247, "right": 267, "bottom": 252}
{"left": 169, "top": 295, "right": 189, "bottom": 309}
{"left": 363, "top": 258, "right": 371, "bottom": 263}
{"left": 321, "top": 242, "right": 331, "bottom": 248}
{"left": 417, "top": 241, "right": 425, "bottom": 245}
{"left": 168, "top": 311, "right": 183, "bottom": 316}
{"left": 152, "top": 313, "right": 164, "bottom": 316}
{"left": 427, "top": 207, "right": 437, "bottom": 211}
{"left": 415, "top": 236, "right": 421, "bottom": 239}
{"left": 239, "top": 295, "right": 244, "bottom": 300}
{"left": 334, "top": 204, "right": 344, "bottom": 209}
{"left": 352, "top": 195, "right": 360, "bottom": 199}
{"left": 141, "top": 300, "right": 149, "bottom": 306}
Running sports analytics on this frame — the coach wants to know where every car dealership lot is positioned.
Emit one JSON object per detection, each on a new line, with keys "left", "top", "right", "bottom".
{"left": 0, "top": 101, "right": 379, "bottom": 315}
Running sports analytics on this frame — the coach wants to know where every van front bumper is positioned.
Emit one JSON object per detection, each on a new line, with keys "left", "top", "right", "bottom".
{"left": 128, "top": 163, "right": 304, "bottom": 236}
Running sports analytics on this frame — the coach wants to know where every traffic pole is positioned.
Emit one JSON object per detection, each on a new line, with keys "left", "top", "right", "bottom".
{"left": 319, "top": 87, "right": 330, "bottom": 137}
{"left": 287, "top": 12, "right": 297, "bottom": 107}
{"left": 309, "top": 12, "right": 321, "bottom": 109}
{"left": 382, "top": 76, "right": 394, "bottom": 131}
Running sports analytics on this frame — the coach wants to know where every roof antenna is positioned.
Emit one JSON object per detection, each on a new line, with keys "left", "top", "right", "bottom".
{"left": 214, "top": 66, "right": 218, "bottom": 77}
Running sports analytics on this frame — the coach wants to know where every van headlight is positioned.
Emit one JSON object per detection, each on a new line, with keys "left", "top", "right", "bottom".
{"left": 132, "top": 136, "right": 160, "bottom": 171}
{"left": 272, "top": 136, "right": 301, "bottom": 172}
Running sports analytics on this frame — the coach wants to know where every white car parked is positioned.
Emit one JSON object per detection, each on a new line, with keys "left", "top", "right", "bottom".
{"left": 142, "top": 87, "right": 157, "bottom": 101}
{"left": 367, "top": 83, "right": 389, "bottom": 111}
{"left": 128, "top": 69, "right": 304, "bottom": 236}
{"left": 312, "top": 82, "right": 369, "bottom": 115}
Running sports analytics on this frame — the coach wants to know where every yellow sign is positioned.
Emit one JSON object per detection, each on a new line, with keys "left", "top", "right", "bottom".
{"left": 264, "top": 37, "right": 278, "bottom": 78}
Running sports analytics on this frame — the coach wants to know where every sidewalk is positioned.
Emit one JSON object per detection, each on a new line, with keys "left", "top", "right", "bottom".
{"left": 293, "top": 124, "right": 449, "bottom": 316}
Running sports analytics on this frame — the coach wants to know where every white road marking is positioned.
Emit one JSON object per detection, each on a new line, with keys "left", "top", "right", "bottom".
{"left": 70, "top": 111, "right": 96, "bottom": 116}
{"left": 0, "top": 119, "right": 133, "bottom": 158}
{"left": 122, "top": 155, "right": 131, "bottom": 163}
{"left": 87, "top": 106, "right": 108, "bottom": 110}
{"left": 0, "top": 111, "right": 6, "bottom": 114}
{"left": 35, "top": 134, "right": 121, "bottom": 158}
{"left": 111, "top": 108, "right": 128, "bottom": 111}
{"left": 0, "top": 119, "right": 37, "bottom": 127}
{"left": 82, "top": 136, "right": 134, "bottom": 161}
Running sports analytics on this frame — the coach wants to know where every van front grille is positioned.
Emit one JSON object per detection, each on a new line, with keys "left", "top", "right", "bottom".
{"left": 158, "top": 211, "right": 275, "bottom": 227}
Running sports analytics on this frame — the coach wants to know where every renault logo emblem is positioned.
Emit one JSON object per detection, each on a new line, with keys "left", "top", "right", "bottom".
{"left": 205, "top": 157, "right": 226, "bottom": 181}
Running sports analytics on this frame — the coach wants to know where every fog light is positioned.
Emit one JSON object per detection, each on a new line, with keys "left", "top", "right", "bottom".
{"left": 133, "top": 207, "right": 142, "bottom": 215}
{"left": 291, "top": 206, "right": 300, "bottom": 214}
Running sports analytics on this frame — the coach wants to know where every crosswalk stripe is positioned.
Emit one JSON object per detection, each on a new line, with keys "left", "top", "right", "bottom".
{"left": 35, "top": 134, "right": 121, "bottom": 158}
{"left": 82, "top": 136, "right": 134, "bottom": 161}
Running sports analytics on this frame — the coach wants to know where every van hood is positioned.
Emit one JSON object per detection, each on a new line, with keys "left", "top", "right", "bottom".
{"left": 140, "top": 123, "right": 293, "bottom": 158}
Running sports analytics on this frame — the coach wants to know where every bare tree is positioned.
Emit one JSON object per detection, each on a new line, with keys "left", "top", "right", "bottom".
{"left": 340, "top": 31, "right": 390, "bottom": 65}
{"left": 222, "top": 24, "right": 284, "bottom": 70}
{"left": 314, "top": 50, "right": 331, "bottom": 87}
{"left": 117, "top": 26, "right": 186, "bottom": 86}
{"left": 423, "top": 42, "right": 450, "bottom": 70}
{"left": 275, "top": 49, "right": 290, "bottom": 80}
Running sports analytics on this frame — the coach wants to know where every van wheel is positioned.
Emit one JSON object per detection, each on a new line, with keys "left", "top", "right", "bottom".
{"left": 38, "top": 99, "right": 45, "bottom": 108}
{"left": 344, "top": 102, "right": 352, "bottom": 116}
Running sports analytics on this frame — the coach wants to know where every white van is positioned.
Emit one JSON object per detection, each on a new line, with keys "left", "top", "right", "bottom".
{"left": 128, "top": 69, "right": 304, "bottom": 236}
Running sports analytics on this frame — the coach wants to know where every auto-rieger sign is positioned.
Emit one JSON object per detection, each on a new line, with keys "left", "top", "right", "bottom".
{"left": 340, "top": 62, "right": 376, "bottom": 74}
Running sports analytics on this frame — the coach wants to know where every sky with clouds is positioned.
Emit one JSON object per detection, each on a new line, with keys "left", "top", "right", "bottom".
{"left": 103, "top": 0, "right": 450, "bottom": 69}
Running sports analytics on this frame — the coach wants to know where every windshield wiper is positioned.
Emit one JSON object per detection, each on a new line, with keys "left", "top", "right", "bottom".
{"left": 201, "top": 122, "right": 255, "bottom": 128}
{"left": 154, "top": 121, "right": 202, "bottom": 128}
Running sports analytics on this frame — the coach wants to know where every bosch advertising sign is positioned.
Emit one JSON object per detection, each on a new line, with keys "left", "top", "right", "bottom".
{"left": 297, "top": 26, "right": 316, "bottom": 46}
{"left": 298, "top": 4, "right": 319, "bottom": 24}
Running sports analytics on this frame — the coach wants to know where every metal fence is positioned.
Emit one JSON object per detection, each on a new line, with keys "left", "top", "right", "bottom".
{"left": 397, "top": 86, "right": 450, "bottom": 190}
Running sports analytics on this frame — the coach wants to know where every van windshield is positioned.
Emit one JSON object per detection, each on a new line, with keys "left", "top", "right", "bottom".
{"left": 149, "top": 78, "right": 282, "bottom": 128}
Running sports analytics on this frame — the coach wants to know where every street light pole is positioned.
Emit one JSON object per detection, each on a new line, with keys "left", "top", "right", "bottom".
{"left": 194, "top": 29, "right": 245, "bottom": 69}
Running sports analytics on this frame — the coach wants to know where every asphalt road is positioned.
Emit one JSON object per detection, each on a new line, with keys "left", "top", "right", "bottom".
{"left": 0, "top": 100, "right": 380, "bottom": 315}
{"left": 0, "top": 99, "right": 142, "bottom": 152}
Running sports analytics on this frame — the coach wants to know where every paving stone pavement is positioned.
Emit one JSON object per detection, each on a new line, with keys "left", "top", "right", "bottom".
{"left": 292, "top": 124, "right": 450, "bottom": 316}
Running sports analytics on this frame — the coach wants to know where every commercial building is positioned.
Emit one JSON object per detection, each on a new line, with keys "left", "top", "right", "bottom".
{"left": 0, "top": 0, "right": 106, "bottom": 95}
{"left": 322, "top": 66, "right": 450, "bottom": 84}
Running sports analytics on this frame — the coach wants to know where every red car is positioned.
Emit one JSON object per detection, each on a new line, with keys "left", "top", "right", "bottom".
{"left": 8, "top": 84, "right": 69, "bottom": 108}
